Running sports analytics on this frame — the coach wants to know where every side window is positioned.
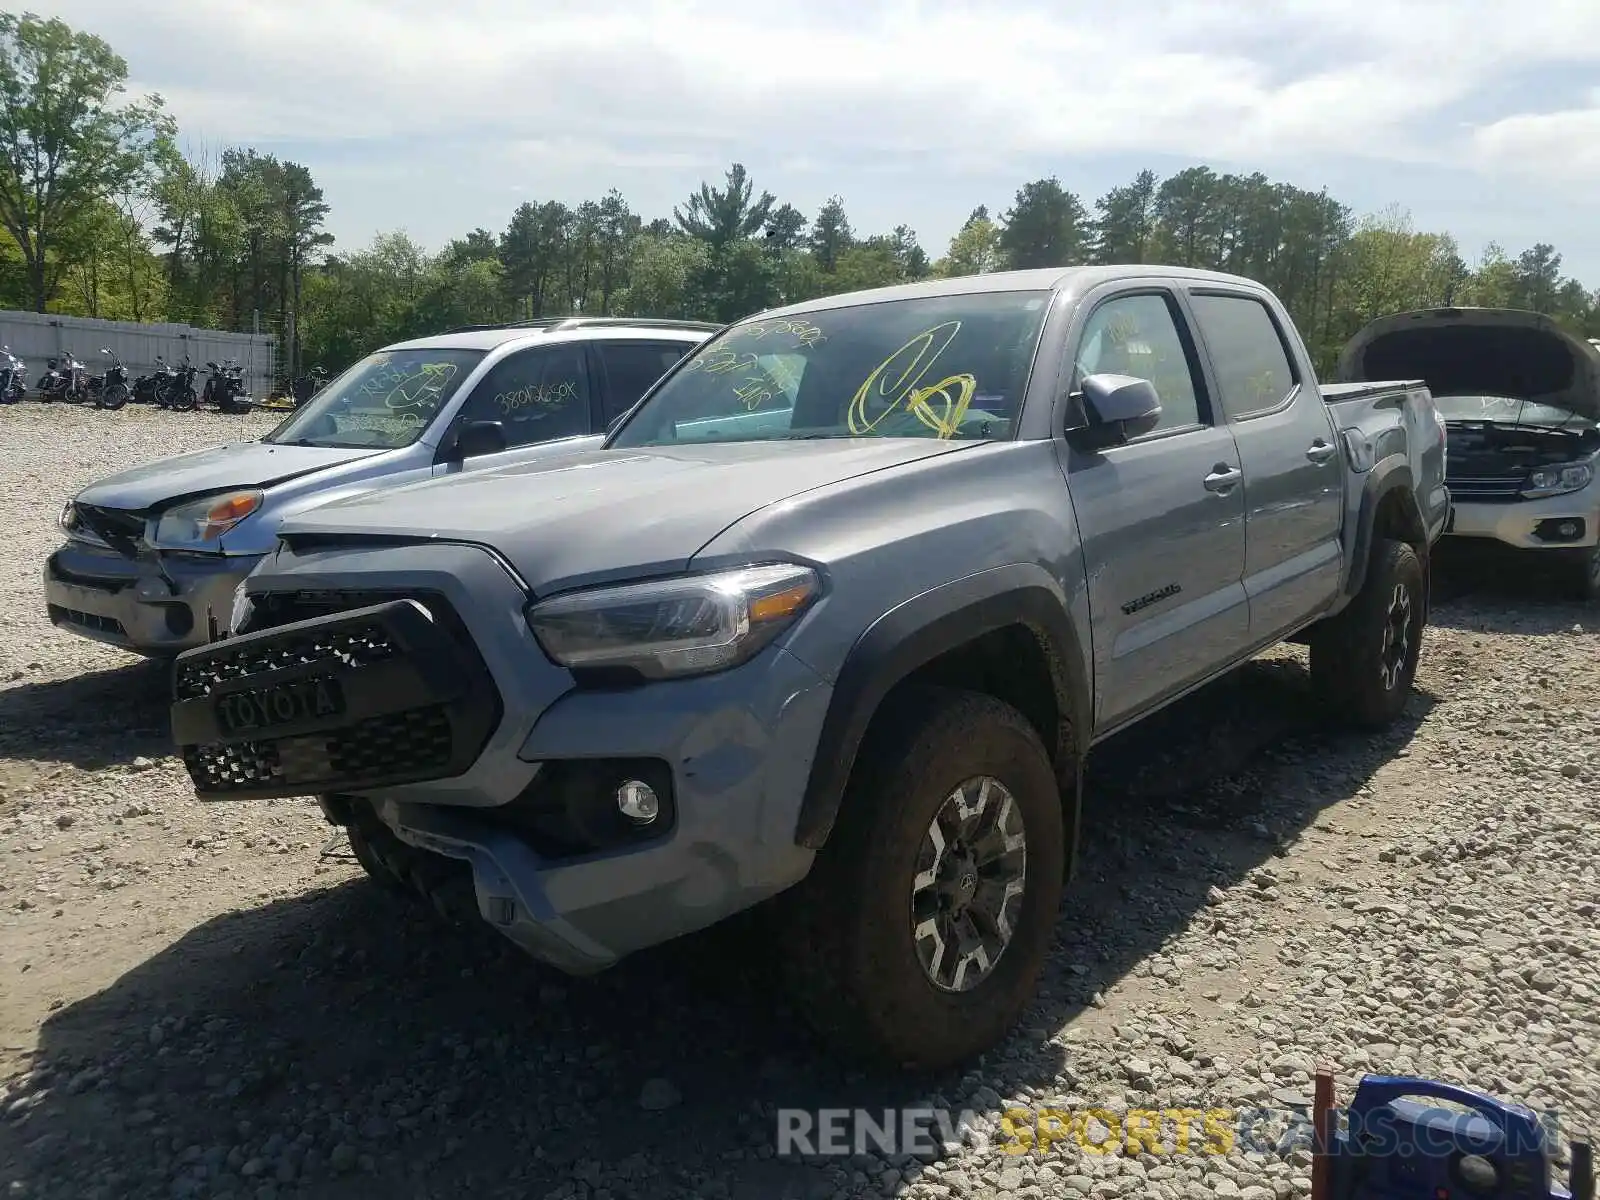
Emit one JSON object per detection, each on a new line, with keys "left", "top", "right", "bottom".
{"left": 458, "top": 345, "right": 592, "bottom": 448}
{"left": 1073, "top": 293, "right": 1204, "bottom": 435}
{"left": 595, "top": 341, "right": 694, "bottom": 425}
{"left": 1188, "top": 293, "right": 1298, "bottom": 420}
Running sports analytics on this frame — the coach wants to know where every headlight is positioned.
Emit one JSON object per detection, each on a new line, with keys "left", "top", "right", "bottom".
{"left": 152, "top": 490, "right": 263, "bottom": 547}
{"left": 1521, "top": 463, "right": 1594, "bottom": 499}
{"left": 58, "top": 500, "right": 77, "bottom": 534}
{"left": 526, "top": 563, "right": 820, "bottom": 679}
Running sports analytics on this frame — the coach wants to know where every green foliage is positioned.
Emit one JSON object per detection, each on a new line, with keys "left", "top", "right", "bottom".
{"left": 6, "top": 11, "right": 1600, "bottom": 386}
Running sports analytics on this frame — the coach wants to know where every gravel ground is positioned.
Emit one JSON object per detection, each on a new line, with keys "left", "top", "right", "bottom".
{"left": 1, "top": 401, "right": 1597, "bottom": 1200}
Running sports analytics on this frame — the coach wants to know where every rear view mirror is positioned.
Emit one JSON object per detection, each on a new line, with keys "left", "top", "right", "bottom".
{"left": 448, "top": 419, "right": 507, "bottom": 462}
{"left": 1067, "top": 373, "right": 1163, "bottom": 450}
{"left": 99, "top": 347, "right": 111, "bottom": 355}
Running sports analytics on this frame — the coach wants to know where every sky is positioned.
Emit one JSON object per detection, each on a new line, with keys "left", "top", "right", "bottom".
{"left": 38, "top": 0, "right": 1600, "bottom": 285}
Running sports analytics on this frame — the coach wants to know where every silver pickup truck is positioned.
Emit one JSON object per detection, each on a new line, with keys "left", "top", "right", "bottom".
{"left": 44, "top": 318, "right": 717, "bottom": 656}
{"left": 170, "top": 267, "right": 1449, "bottom": 1069}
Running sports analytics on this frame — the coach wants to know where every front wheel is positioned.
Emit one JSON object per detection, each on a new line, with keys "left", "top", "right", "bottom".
{"left": 170, "top": 385, "right": 198, "bottom": 412}
{"left": 1310, "top": 538, "right": 1426, "bottom": 728}
{"left": 1560, "top": 544, "right": 1600, "bottom": 604}
{"left": 99, "top": 381, "right": 130, "bottom": 410}
{"left": 779, "top": 686, "right": 1065, "bottom": 1071}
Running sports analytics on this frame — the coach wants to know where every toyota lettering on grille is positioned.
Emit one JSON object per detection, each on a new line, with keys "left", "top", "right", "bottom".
{"left": 215, "top": 677, "right": 347, "bottom": 735}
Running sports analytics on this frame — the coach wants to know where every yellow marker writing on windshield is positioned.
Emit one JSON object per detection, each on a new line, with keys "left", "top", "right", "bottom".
{"left": 847, "top": 321, "right": 978, "bottom": 439}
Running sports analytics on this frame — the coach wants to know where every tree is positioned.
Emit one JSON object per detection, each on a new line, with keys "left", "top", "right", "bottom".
{"left": 673, "top": 163, "right": 774, "bottom": 250}
{"left": 999, "top": 177, "right": 1088, "bottom": 270}
{"left": 936, "top": 217, "right": 1003, "bottom": 277}
{"left": 887, "top": 225, "right": 930, "bottom": 280}
{"left": 1091, "top": 169, "right": 1157, "bottom": 263}
{"left": 762, "top": 203, "right": 807, "bottom": 252}
{"left": 808, "top": 195, "right": 854, "bottom": 272}
{"left": 0, "top": 12, "right": 173, "bottom": 310}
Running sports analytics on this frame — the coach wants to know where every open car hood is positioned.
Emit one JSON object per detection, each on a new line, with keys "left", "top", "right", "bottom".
{"left": 1335, "top": 307, "right": 1600, "bottom": 422}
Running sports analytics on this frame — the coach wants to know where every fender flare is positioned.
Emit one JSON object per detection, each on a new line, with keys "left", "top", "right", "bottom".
{"left": 1345, "top": 459, "right": 1427, "bottom": 602}
{"left": 793, "top": 564, "right": 1092, "bottom": 856}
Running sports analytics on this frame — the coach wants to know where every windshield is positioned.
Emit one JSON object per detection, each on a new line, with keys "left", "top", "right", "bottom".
{"left": 263, "top": 348, "right": 486, "bottom": 448}
{"left": 608, "top": 291, "right": 1051, "bottom": 447}
{"left": 1433, "top": 394, "right": 1594, "bottom": 430}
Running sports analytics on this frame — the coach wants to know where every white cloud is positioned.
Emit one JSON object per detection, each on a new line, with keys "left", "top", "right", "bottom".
{"left": 1471, "top": 107, "right": 1600, "bottom": 184}
{"left": 63, "top": 0, "right": 1597, "bottom": 160}
{"left": 33, "top": 0, "right": 1600, "bottom": 269}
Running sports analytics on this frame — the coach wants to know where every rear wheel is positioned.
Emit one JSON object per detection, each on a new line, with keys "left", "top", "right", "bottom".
{"left": 1310, "top": 538, "right": 1425, "bottom": 728}
{"left": 779, "top": 686, "right": 1065, "bottom": 1071}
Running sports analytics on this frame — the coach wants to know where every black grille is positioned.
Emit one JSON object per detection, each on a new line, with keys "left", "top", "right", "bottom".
{"left": 1445, "top": 469, "right": 1526, "bottom": 502}
{"left": 174, "top": 621, "right": 398, "bottom": 700}
{"left": 172, "top": 593, "right": 504, "bottom": 801}
{"left": 47, "top": 604, "right": 126, "bottom": 636}
{"left": 243, "top": 589, "right": 408, "bottom": 633}
{"left": 184, "top": 704, "right": 453, "bottom": 794}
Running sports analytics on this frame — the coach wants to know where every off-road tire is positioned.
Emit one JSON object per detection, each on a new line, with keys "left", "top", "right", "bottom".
{"left": 779, "top": 685, "right": 1065, "bottom": 1071}
{"left": 346, "top": 824, "right": 409, "bottom": 894}
{"left": 1310, "top": 538, "right": 1425, "bottom": 728}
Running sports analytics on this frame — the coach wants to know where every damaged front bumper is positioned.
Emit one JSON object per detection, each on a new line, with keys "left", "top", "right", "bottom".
{"left": 44, "top": 539, "right": 261, "bottom": 656}
{"left": 169, "top": 560, "right": 828, "bottom": 974}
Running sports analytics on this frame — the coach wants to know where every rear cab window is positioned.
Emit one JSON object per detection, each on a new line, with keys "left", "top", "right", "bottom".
{"left": 1188, "top": 293, "right": 1299, "bottom": 420}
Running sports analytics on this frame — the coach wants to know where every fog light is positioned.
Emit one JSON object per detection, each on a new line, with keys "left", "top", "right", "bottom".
{"left": 616, "top": 780, "right": 659, "bottom": 823}
{"left": 1557, "top": 521, "right": 1580, "bottom": 538}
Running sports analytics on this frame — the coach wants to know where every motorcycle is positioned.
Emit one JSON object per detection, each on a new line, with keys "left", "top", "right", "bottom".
{"left": 131, "top": 357, "right": 174, "bottom": 405}
{"left": 159, "top": 355, "right": 199, "bottom": 411}
{"left": 202, "top": 358, "right": 252, "bottom": 414}
{"left": 0, "top": 347, "right": 25, "bottom": 404}
{"left": 93, "top": 348, "right": 131, "bottom": 410}
{"left": 37, "top": 350, "right": 89, "bottom": 403}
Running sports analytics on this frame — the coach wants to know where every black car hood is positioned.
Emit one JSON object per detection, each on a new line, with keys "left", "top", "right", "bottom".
{"left": 1335, "top": 307, "right": 1600, "bottom": 421}
{"left": 279, "top": 439, "right": 973, "bottom": 593}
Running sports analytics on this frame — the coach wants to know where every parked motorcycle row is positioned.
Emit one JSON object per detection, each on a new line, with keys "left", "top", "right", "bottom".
{"left": 0, "top": 347, "right": 258, "bottom": 413}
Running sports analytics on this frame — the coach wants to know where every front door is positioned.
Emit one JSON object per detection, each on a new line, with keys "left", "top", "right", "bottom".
{"left": 1059, "top": 288, "right": 1250, "bottom": 732}
{"left": 434, "top": 343, "right": 596, "bottom": 476}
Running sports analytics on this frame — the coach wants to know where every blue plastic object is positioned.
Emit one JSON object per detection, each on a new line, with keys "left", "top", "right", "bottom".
{"left": 1327, "top": 1075, "right": 1589, "bottom": 1200}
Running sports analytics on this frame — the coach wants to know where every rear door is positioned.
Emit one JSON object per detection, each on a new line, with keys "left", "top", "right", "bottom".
{"left": 1184, "top": 288, "right": 1344, "bottom": 641}
{"left": 591, "top": 339, "right": 701, "bottom": 431}
{"left": 1060, "top": 285, "right": 1251, "bottom": 731}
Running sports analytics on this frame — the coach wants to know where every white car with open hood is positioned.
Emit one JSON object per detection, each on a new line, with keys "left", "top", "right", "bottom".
{"left": 1338, "top": 307, "right": 1600, "bottom": 601}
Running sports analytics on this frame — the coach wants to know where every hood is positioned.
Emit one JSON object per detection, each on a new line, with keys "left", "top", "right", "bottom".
{"left": 1335, "top": 307, "right": 1600, "bottom": 421}
{"left": 280, "top": 439, "right": 972, "bottom": 592}
{"left": 74, "top": 441, "right": 387, "bottom": 512}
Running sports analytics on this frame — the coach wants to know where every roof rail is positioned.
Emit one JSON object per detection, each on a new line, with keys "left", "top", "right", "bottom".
{"left": 439, "top": 317, "right": 569, "bottom": 334}
{"left": 551, "top": 317, "right": 725, "bottom": 333}
{"left": 440, "top": 316, "right": 724, "bottom": 335}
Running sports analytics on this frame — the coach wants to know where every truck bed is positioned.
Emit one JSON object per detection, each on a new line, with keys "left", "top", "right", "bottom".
{"left": 1320, "top": 379, "right": 1428, "bottom": 404}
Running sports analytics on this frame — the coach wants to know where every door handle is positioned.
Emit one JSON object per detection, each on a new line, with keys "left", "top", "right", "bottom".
{"left": 1203, "top": 464, "right": 1242, "bottom": 493}
{"left": 1306, "top": 439, "right": 1337, "bottom": 464}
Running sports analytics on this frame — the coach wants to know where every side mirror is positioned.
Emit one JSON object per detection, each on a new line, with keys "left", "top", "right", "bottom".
{"left": 447, "top": 419, "right": 507, "bottom": 462}
{"left": 1066, "top": 373, "right": 1163, "bottom": 450}
{"left": 99, "top": 347, "right": 111, "bottom": 355}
